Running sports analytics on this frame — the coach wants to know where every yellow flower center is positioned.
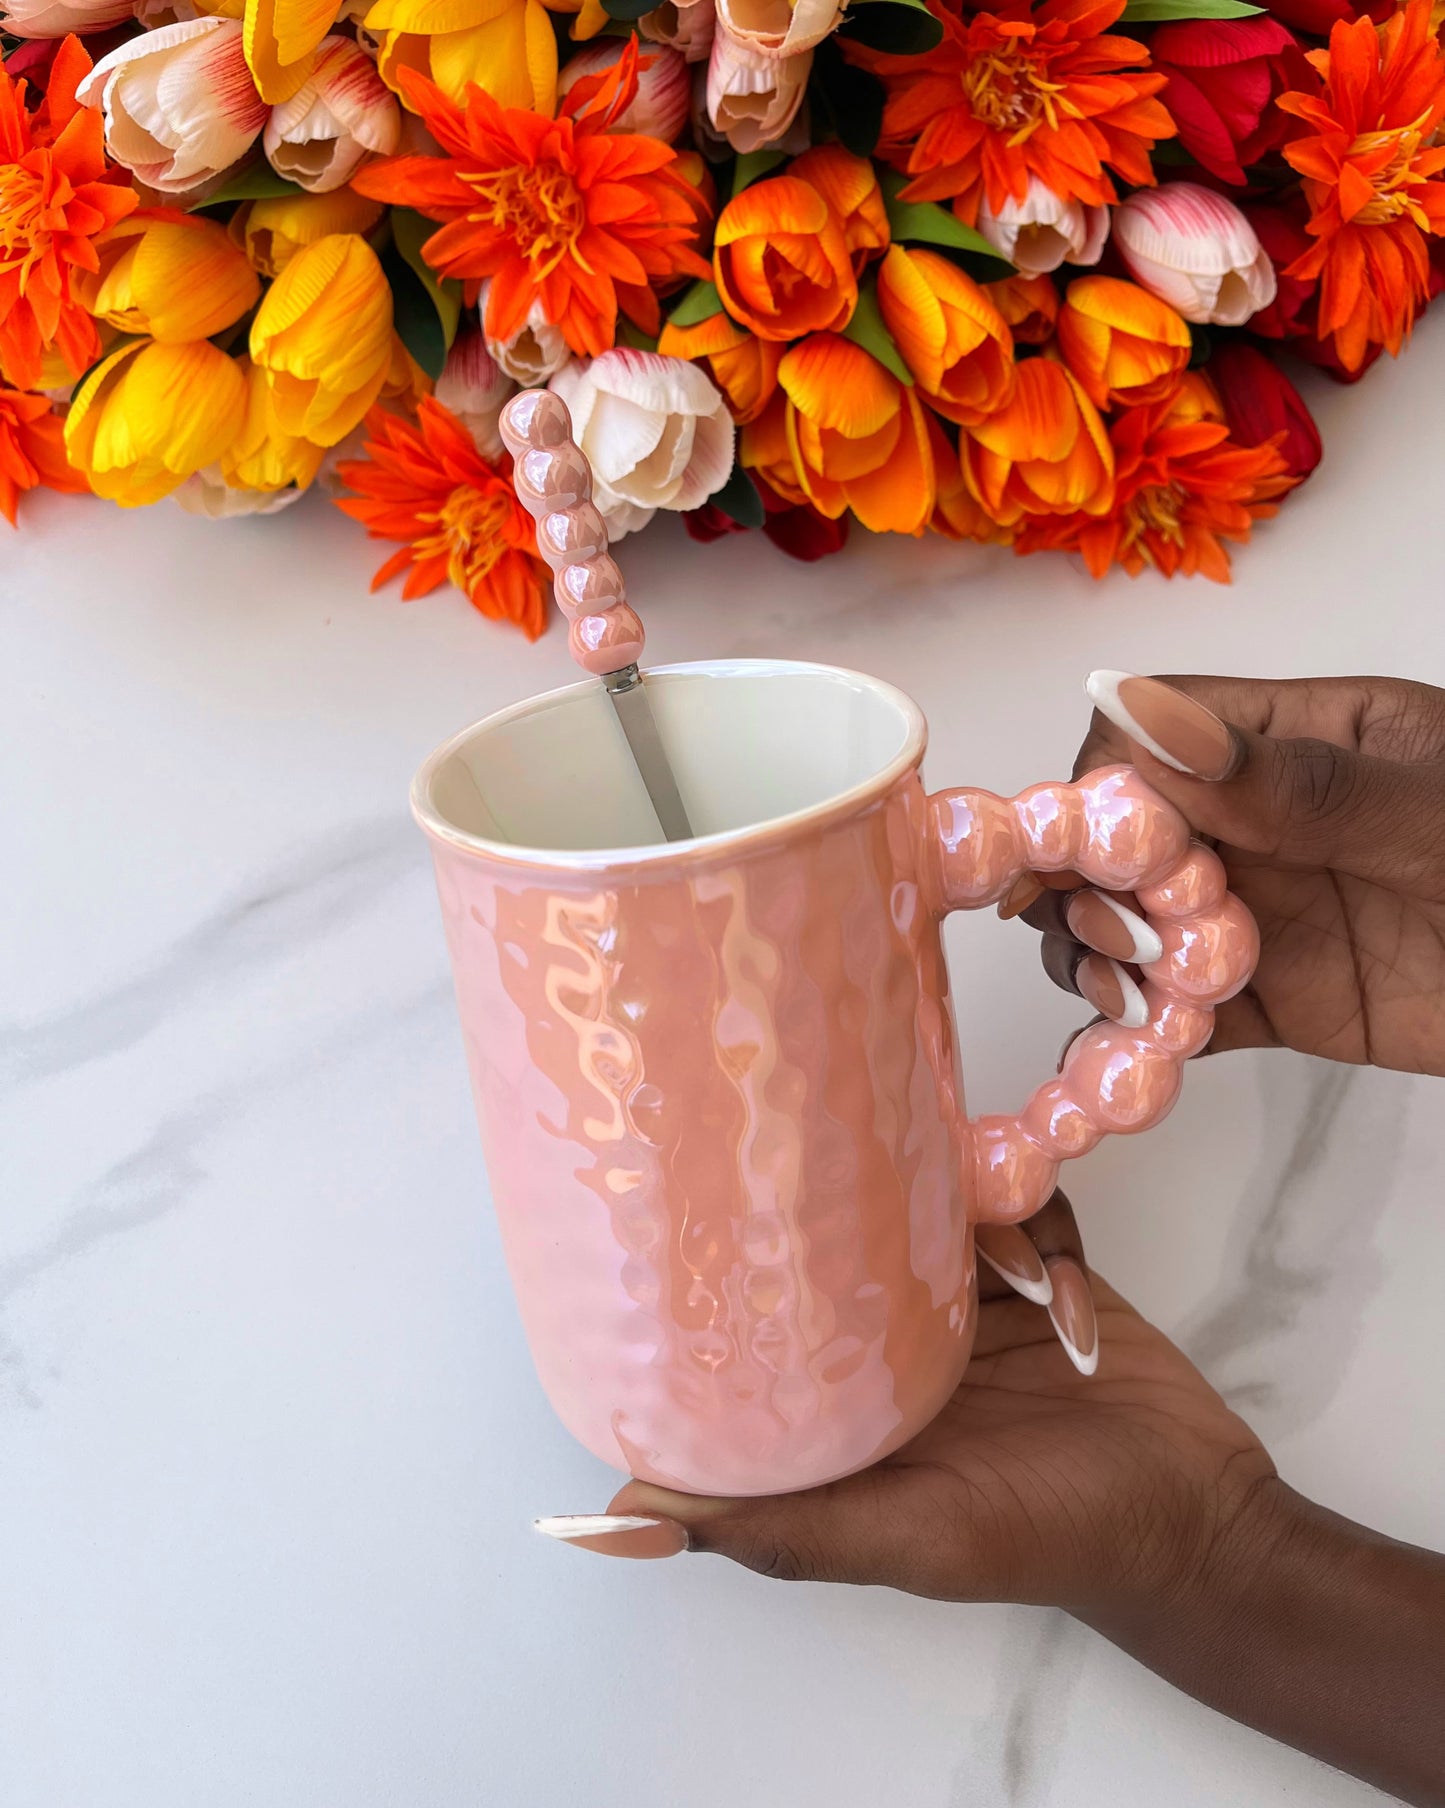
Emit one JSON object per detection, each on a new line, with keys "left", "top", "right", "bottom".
{"left": 1347, "top": 118, "right": 1432, "bottom": 227}
{"left": 961, "top": 42, "right": 1068, "bottom": 144}
{"left": 1124, "top": 482, "right": 1187, "bottom": 552}
{"left": 0, "top": 163, "right": 48, "bottom": 292}
{"left": 416, "top": 483, "right": 513, "bottom": 600}
{"left": 464, "top": 163, "right": 586, "bottom": 279}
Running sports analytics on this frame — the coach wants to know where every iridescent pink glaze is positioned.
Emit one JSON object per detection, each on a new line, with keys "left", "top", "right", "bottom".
{"left": 499, "top": 390, "right": 643, "bottom": 674}
{"left": 415, "top": 707, "right": 1257, "bottom": 1496}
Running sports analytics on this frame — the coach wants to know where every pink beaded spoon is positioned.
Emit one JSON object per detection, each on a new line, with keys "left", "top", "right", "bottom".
{"left": 499, "top": 390, "right": 695, "bottom": 843}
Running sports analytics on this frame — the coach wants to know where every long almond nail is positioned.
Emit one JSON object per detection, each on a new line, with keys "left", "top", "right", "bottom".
{"left": 1085, "top": 671, "right": 1237, "bottom": 780}
{"left": 1045, "top": 1256, "right": 1098, "bottom": 1376}
{"left": 976, "top": 1224, "right": 1053, "bottom": 1305}
{"left": 1066, "top": 889, "right": 1164, "bottom": 965}
{"left": 534, "top": 1514, "right": 689, "bottom": 1559}
{"left": 1077, "top": 953, "right": 1149, "bottom": 1029}
{"left": 998, "top": 873, "right": 1044, "bottom": 921}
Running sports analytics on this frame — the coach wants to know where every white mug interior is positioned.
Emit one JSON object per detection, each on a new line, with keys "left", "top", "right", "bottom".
{"left": 414, "top": 659, "right": 927, "bottom": 859}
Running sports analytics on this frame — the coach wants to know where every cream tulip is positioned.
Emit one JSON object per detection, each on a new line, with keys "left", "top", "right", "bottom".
{"left": 977, "top": 176, "right": 1110, "bottom": 278}
{"left": 76, "top": 18, "right": 268, "bottom": 197}
{"left": 715, "top": 0, "right": 841, "bottom": 56}
{"left": 0, "top": 0, "right": 130, "bottom": 38}
{"left": 1113, "top": 182, "right": 1277, "bottom": 327}
{"left": 263, "top": 36, "right": 401, "bottom": 193}
{"left": 640, "top": 0, "right": 715, "bottom": 65}
{"left": 434, "top": 326, "right": 515, "bottom": 461}
{"left": 548, "top": 349, "right": 734, "bottom": 541}
{"left": 706, "top": 24, "right": 809, "bottom": 153}
{"left": 477, "top": 277, "right": 570, "bottom": 386}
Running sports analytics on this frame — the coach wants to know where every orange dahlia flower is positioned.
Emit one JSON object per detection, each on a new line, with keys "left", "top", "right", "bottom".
{"left": 854, "top": 0, "right": 1175, "bottom": 223}
{"left": 0, "top": 37, "right": 137, "bottom": 391}
{"left": 713, "top": 174, "right": 858, "bottom": 342}
{"left": 877, "top": 243, "right": 1014, "bottom": 427}
{"left": 351, "top": 48, "right": 709, "bottom": 359}
{"left": 1018, "top": 372, "right": 1292, "bottom": 580}
{"left": 1055, "top": 275, "right": 1191, "bottom": 409}
{"left": 657, "top": 307, "right": 781, "bottom": 423}
{"left": 335, "top": 398, "right": 551, "bottom": 638}
{"left": 0, "top": 382, "right": 85, "bottom": 524}
{"left": 1279, "top": 0, "right": 1445, "bottom": 373}
{"left": 960, "top": 356, "right": 1113, "bottom": 527}
{"left": 778, "top": 332, "right": 935, "bottom": 535}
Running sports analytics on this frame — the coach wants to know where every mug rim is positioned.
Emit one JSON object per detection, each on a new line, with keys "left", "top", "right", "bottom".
{"left": 410, "top": 657, "right": 929, "bottom": 872}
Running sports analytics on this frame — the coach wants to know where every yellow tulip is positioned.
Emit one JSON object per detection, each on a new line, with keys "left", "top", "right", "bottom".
{"left": 64, "top": 339, "right": 248, "bottom": 506}
{"left": 365, "top": 0, "right": 557, "bottom": 113}
{"left": 243, "top": 0, "right": 338, "bottom": 102}
{"left": 230, "top": 188, "right": 385, "bottom": 277}
{"left": 249, "top": 233, "right": 393, "bottom": 446}
{"left": 220, "top": 357, "right": 327, "bottom": 492}
{"left": 380, "top": 334, "right": 434, "bottom": 413}
{"left": 71, "top": 212, "right": 260, "bottom": 345}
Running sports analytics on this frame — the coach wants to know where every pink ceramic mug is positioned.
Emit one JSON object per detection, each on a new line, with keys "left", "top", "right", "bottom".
{"left": 413, "top": 660, "right": 1257, "bottom": 1497}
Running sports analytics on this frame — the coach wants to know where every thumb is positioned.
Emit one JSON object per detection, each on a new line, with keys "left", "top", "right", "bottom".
{"left": 1085, "top": 671, "right": 1445, "bottom": 894}
{"left": 598, "top": 1474, "right": 916, "bottom": 1586}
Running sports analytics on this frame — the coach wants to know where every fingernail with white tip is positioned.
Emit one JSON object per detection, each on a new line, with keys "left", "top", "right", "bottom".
{"left": 976, "top": 1223, "right": 1054, "bottom": 1306}
{"left": 1077, "top": 953, "right": 1150, "bottom": 1029}
{"left": 533, "top": 1514, "right": 689, "bottom": 1559}
{"left": 1084, "top": 670, "right": 1237, "bottom": 780}
{"left": 1046, "top": 1256, "right": 1099, "bottom": 1377}
{"left": 1066, "top": 889, "right": 1164, "bottom": 966}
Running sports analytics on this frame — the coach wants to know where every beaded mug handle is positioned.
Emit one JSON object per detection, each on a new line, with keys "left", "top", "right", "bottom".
{"left": 928, "top": 766, "right": 1259, "bottom": 1223}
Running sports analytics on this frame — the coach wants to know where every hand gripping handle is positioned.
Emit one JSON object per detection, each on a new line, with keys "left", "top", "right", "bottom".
{"left": 928, "top": 765, "right": 1259, "bottom": 1223}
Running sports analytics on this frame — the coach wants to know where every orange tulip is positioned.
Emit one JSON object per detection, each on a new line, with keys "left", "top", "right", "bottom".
{"left": 740, "top": 389, "right": 808, "bottom": 507}
{"left": 713, "top": 175, "right": 857, "bottom": 343}
{"left": 787, "top": 145, "right": 889, "bottom": 271}
{"left": 1055, "top": 275, "right": 1192, "bottom": 409}
{"left": 778, "top": 331, "right": 935, "bottom": 535}
{"left": 926, "top": 413, "right": 1013, "bottom": 545}
{"left": 658, "top": 307, "right": 781, "bottom": 423}
{"left": 960, "top": 357, "right": 1113, "bottom": 527}
{"left": 877, "top": 244, "right": 1014, "bottom": 428}
{"left": 987, "top": 272, "right": 1059, "bottom": 346}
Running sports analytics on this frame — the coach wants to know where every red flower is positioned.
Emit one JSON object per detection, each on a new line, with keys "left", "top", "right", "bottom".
{"left": 1252, "top": 0, "right": 1389, "bottom": 38}
{"left": 683, "top": 477, "right": 851, "bottom": 562}
{"left": 1151, "top": 17, "right": 1300, "bottom": 186}
{"left": 1206, "top": 342, "right": 1322, "bottom": 481}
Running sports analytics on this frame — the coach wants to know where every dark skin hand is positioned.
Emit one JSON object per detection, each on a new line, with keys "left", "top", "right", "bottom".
{"left": 614, "top": 1195, "right": 1445, "bottom": 1808}
{"left": 582, "top": 676, "right": 1445, "bottom": 1804}
{"left": 1041, "top": 674, "right": 1445, "bottom": 1073}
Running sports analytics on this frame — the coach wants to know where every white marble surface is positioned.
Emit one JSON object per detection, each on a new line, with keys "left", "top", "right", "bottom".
{"left": 5, "top": 322, "right": 1445, "bottom": 1808}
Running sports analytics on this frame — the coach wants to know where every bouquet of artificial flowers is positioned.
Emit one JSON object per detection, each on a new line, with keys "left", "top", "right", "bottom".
{"left": 2, "top": 0, "right": 1442, "bottom": 634}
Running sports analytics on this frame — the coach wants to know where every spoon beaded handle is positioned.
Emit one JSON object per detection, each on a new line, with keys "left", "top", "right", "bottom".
{"left": 499, "top": 391, "right": 645, "bottom": 677}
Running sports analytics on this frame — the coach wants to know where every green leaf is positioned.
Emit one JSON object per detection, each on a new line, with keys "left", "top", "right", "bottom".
{"left": 838, "top": 0, "right": 943, "bottom": 54}
{"left": 1187, "top": 324, "right": 1213, "bottom": 368}
{"left": 382, "top": 244, "right": 449, "bottom": 381}
{"left": 731, "top": 148, "right": 786, "bottom": 196}
{"left": 880, "top": 170, "right": 1014, "bottom": 280}
{"left": 616, "top": 318, "right": 660, "bottom": 351}
{"left": 1119, "top": 0, "right": 1262, "bottom": 17}
{"left": 708, "top": 462, "right": 766, "bottom": 528}
{"left": 602, "top": 0, "right": 654, "bottom": 18}
{"left": 841, "top": 276, "right": 913, "bottom": 386}
{"left": 390, "top": 207, "right": 462, "bottom": 362}
{"left": 191, "top": 161, "right": 307, "bottom": 209}
{"left": 667, "top": 278, "right": 724, "bottom": 328}
{"left": 809, "top": 37, "right": 884, "bottom": 159}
